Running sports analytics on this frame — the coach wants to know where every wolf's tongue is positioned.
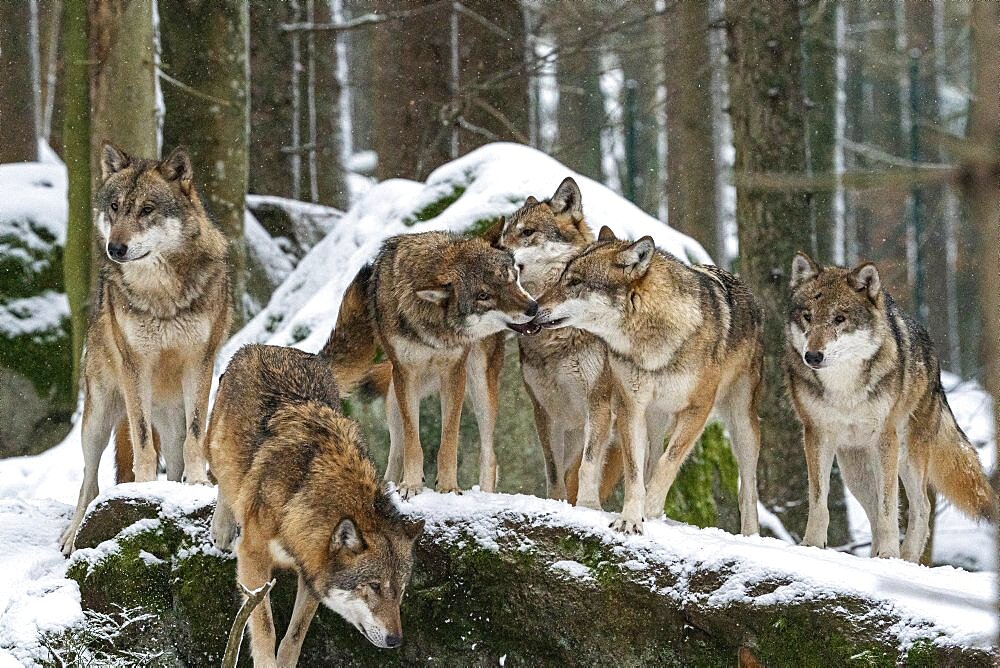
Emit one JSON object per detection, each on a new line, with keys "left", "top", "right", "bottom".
{"left": 508, "top": 320, "right": 541, "bottom": 335}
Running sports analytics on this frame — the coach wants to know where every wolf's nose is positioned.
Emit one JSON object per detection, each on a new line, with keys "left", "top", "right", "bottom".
{"left": 805, "top": 351, "right": 824, "bottom": 367}
{"left": 525, "top": 300, "right": 539, "bottom": 317}
{"left": 108, "top": 243, "right": 128, "bottom": 261}
{"left": 385, "top": 634, "right": 402, "bottom": 648}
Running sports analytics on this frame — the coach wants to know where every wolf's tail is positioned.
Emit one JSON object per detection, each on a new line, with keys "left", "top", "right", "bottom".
{"left": 928, "top": 390, "right": 997, "bottom": 521}
{"left": 319, "top": 264, "right": 389, "bottom": 400}
{"left": 113, "top": 421, "right": 162, "bottom": 485}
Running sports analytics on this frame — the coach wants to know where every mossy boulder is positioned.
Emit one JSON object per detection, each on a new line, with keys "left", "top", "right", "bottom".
{"left": 0, "top": 162, "right": 74, "bottom": 458}
{"left": 58, "top": 483, "right": 995, "bottom": 667}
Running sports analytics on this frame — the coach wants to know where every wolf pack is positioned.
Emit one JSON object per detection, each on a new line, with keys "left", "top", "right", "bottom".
{"left": 56, "top": 143, "right": 995, "bottom": 665}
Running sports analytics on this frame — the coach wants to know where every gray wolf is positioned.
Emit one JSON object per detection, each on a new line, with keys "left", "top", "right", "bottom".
{"left": 786, "top": 252, "right": 996, "bottom": 561}
{"left": 59, "top": 142, "right": 231, "bottom": 554}
{"left": 535, "top": 226, "right": 764, "bottom": 535}
{"left": 207, "top": 344, "right": 424, "bottom": 665}
{"left": 320, "top": 231, "right": 538, "bottom": 498}
{"left": 496, "top": 177, "right": 621, "bottom": 504}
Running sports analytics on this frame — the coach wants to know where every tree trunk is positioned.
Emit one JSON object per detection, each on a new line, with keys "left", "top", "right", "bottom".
{"left": 616, "top": 0, "right": 661, "bottom": 218}
{"left": 665, "top": 0, "right": 718, "bottom": 258}
{"left": 964, "top": 1, "right": 1000, "bottom": 635}
{"left": 248, "top": 0, "right": 295, "bottom": 198}
{"left": 160, "top": 0, "right": 250, "bottom": 326}
{"left": 62, "top": 0, "right": 91, "bottom": 395}
{"left": 726, "top": 0, "right": 848, "bottom": 545}
{"left": 311, "top": 0, "right": 349, "bottom": 209}
{"left": 0, "top": 1, "right": 40, "bottom": 163}
{"left": 38, "top": 0, "right": 64, "bottom": 154}
{"left": 455, "top": 0, "right": 529, "bottom": 153}
{"left": 371, "top": 0, "right": 452, "bottom": 181}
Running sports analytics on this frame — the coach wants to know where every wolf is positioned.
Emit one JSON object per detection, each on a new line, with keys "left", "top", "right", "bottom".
{"left": 320, "top": 231, "right": 538, "bottom": 499}
{"left": 59, "top": 142, "right": 230, "bottom": 555}
{"left": 207, "top": 344, "right": 424, "bottom": 665}
{"left": 534, "top": 227, "right": 764, "bottom": 535}
{"left": 495, "top": 177, "right": 621, "bottom": 504}
{"left": 786, "top": 252, "right": 996, "bottom": 561}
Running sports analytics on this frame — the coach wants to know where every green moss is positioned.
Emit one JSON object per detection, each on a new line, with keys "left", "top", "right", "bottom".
{"left": 402, "top": 185, "right": 466, "bottom": 226}
{"left": 288, "top": 323, "right": 311, "bottom": 344}
{"left": 752, "top": 607, "right": 894, "bottom": 668}
{"left": 170, "top": 551, "right": 238, "bottom": 666}
{"left": 465, "top": 215, "right": 502, "bottom": 238}
{"left": 663, "top": 422, "right": 739, "bottom": 529}
{"left": 904, "top": 638, "right": 938, "bottom": 667}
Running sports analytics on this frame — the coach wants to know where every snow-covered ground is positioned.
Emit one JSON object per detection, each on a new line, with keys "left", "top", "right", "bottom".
{"left": 0, "top": 143, "right": 995, "bottom": 662}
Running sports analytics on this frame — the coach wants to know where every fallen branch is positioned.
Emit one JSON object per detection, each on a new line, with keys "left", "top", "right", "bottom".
{"left": 221, "top": 579, "right": 276, "bottom": 668}
{"left": 280, "top": 0, "right": 451, "bottom": 33}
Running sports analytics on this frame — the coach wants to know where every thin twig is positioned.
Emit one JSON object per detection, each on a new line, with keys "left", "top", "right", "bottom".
{"left": 281, "top": 0, "right": 451, "bottom": 33}
{"left": 735, "top": 166, "right": 959, "bottom": 193}
{"left": 157, "top": 69, "right": 232, "bottom": 108}
{"left": 221, "top": 579, "right": 276, "bottom": 668}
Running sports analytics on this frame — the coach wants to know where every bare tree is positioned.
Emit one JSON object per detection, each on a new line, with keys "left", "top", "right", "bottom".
{"left": 726, "top": 0, "right": 848, "bottom": 543}
{"left": 0, "top": 1, "right": 40, "bottom": 163}
{"left": 160, "top": 0, "right": 250, "bottom": 324}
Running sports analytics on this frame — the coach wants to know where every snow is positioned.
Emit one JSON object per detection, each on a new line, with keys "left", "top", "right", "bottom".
{"left": 0, "top": 162, "right": 67, "bottom": 250}
{"left": 403, "top": 488, "right": 997, "bottom": 650}
{"left": 225, "top": 142, "right": 709, "bottom": 361}
{"left": 0, "top": 291, "right": 68, "bottom": 339}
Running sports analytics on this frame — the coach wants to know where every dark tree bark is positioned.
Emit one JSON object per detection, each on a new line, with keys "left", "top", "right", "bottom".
{"left": 964, "top": 0, "right": 1000, "bottom": 633}
{"left": 665, "top": 0, "right": 718, "bottom": 258}
{"left": 726, "top": 0, "right": 848, "bottom": 544}
{"left": 455, "top": 0, "right": 530, "bottom": 153}
{"left": 0, "top": 1, "right": 39, "bottom": 163}
{"left": 62, "top": 0, "right": 91, "bottom": 394}
{"left": 248, "top": 0, "right": 295, "bottom": 198}
{"left": 551, "top": 2, "right": 605, "bottom": 182}
{"left": 371, "top": 0, "right": 452, "bottom": 180}
{"left": 160, "top": 0, "right": 250, "bottom": 326}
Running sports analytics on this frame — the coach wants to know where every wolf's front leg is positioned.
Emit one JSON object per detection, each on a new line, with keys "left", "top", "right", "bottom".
{"left": 276, "top": 574, "right": 320, "bottom": 667}
{"left": 644, "top": 400, "right": 714, "bottom": 519}
{"left": 180, "top": 362, "right": 213, "bottom": 484}
{"left": 575, "top": 385, "right": 613, "bottom": 510}
{"left": 871, "top": 426, "right": 901, "bottom": 558}
{"left": 465, "top": 341, "right": 501, "bottom": 492}
{"left": 801, "top": 424, "right": 835, "bottom": 549}
{"left": 436, "top": 358, "right": 468, "bottom": 494}
{"left": 238, "top": 537, "right": 278, "bottom": 668}
{"left": 121, "top": 362, "right": 157, "bottom": 482}
{"left": 613, "top": 395, "right": 648, "bottom": 534}
{"left": 393, "top": 368, "right": 425, "bottom": 499}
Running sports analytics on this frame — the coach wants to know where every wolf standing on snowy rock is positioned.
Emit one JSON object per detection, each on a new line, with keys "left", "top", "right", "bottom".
{"left": 786, "top": 253, "right": 996, "bottom": 562}
{"left": 59, "top": 142, "right": 231, "bottom": 555}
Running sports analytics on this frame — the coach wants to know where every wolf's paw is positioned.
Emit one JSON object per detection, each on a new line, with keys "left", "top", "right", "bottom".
{"left": 211, "top": 515, "right": 239, "bottom": 551}
{"left": 397, "top": 483, "right": 424, "bottom": 500}
{"left": 182, "top": 470, "right": 212, "bottom": 485}
{"left": 575, "top": 496, "right": 602, "bottom": 511}
{"left": 58, "top": 527, "right": 77, "bottom": 556}
{"left": 436, "top": 484, "right": 462, "bottom": 495}
{"left": 610, "top": 516, "right": 643, "bottom": 535}
{"left": 872, "top": 545, "right": 900, "bottom": 559}
{"left": 643, "top": 503, "right": 666, "bottom": 520}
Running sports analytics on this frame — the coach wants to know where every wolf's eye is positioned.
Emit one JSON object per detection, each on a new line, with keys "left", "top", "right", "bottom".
{"left": 566, "top": 277, "right": 582, "bottom": 288}
{"left": 368, "top": 582, "right": 382, "bottom": 595}
{"left": 834, "top": 314, "right": 846, "bottom": 325}
{"left": 520, "top": 228, "right": 535, "bottom": 238}
{"left": 476, "top": 291, "right": 490, "bottom": 301}
{"left": 802, "top": 312, "right": 812, "bottom": 323}
{"left": 141, "top": 205, "right": 154, "bottom": 216}
{"left": 110, "top": 202, "right": 119, "bottom": 212}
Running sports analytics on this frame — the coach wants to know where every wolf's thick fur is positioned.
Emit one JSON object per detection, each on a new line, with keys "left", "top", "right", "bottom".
{"left": 321, "top": 232, "right": 537, "bottom": 498}
{"left": 497, "top": 178, "right": 622, "bottom": 503}
{"left": 786, "top": 253, "right": 995, "bottom": 561}
{"left": 535, "top": 227, "right": 764, "bottom": 534}
{"left": 207, "top": 345, "right": 424, "bottom": 664}
{"left": 59, "top": 143, "right": 230, "bottom": 555}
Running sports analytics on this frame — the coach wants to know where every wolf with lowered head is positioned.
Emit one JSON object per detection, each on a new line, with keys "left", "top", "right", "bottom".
{"left": 321, "top": 232, "right": 538, "bottom": 498}
{"left": 534, "top": 227, "right": 764, "bottom": 535}
{"left": 60, "top": 142, "right": 230, "bottom": 554}
{"left": 208, "top": 344, "right": 424, "bottom": 666}
{"left": 786, "top": 253, "right": 995, "bottom": 561}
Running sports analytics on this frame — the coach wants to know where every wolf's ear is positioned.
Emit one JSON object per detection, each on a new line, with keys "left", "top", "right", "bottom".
{"left": 618, "top": 236, "right": 655, "bottom": 278}
{"left": 100, "top": 141, "right": 131, "bottom": 180}
{"left": 524, "top": 195, "right": 539, "bottom": 207}
{"left": 482, "top": 217, "right": 505, "bottom": 246}
{"left": 404, "top": 518, "right": 425, "bottom": 542}
{"left": 550, "top": 177, "right": 583, "bottom": 220}
{"left": 416, "top": 285, "right": 450, "bottom": 305}
{"left": 598, "top": 225, "right": 616, "bottom": 242}
{"left": 850, "top": 263, "right": 881, "bottom": 302}
{"left": 159, "top": 146, "right": 194, "bottom": 194}
{"left": 790, "top": 252, "right": 820, "bottom": 288}
{"left": 331, "top": 518, "right": 364, "bottom": 553}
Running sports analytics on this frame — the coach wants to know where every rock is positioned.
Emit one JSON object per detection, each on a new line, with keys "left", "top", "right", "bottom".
{"left": 245, "top": 195, "right": 342, "bottom": 261}
{"left": 61, "top": 483, "right": 995, "bottom": 667}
